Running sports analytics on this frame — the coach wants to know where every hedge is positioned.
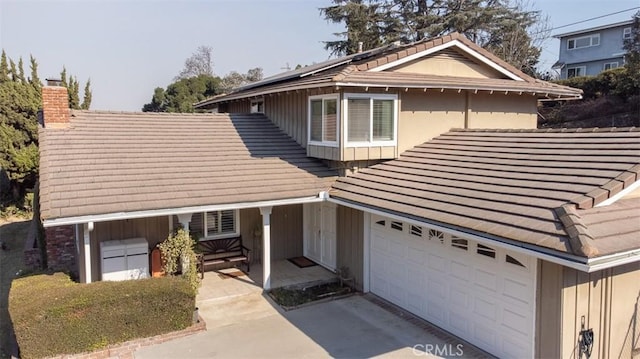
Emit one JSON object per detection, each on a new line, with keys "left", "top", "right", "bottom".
{"left": 555, "top": 67, "right": 639, "bottom": 100}
{"left": 9, "top": 273, "right": 195, "bottom": 359}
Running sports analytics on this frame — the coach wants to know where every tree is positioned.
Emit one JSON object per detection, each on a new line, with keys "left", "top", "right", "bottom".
{"left": 623, "top": 11, "right": 640, "bottom": 87}
{"left": 220, "top": 67, "right": 264, "bottom": 93}
{"left": 0, "top": 50, "right": 89, "bottom": 206}
{"left": 81, "top": 79, "right": 92, "bottom": 110}
{"left": 143, "top": 74, "right": 221, "bottom": 113}
{"left": 320, "top": 0, "right": 547, "bottom": 75}
{"left": 175, "top": 45, "right": 214, "bottom": 80}
{"left": 59, "top": 67, "right": 91, "bottom": 110}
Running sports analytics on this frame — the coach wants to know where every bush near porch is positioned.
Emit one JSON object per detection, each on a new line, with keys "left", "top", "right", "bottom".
{"left": 9, "top": 272, "right": 195, "bottom": 359}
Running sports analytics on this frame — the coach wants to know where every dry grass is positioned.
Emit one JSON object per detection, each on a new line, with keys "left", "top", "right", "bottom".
{"left": 0, "top": 217, "right": 30, "bottom": 359}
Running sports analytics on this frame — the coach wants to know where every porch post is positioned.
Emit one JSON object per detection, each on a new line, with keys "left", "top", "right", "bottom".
{"left": 259, "top": 206, "right": 272, "bottom": 290}
{"left": 176, "top": 213, "right": 193, "bottom": 233}
{"left": 83, "top": 222, "right": 94, "bottom": 283}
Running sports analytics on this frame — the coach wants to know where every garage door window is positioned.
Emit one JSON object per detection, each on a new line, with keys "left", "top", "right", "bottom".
{"left": 428, "top": 229, "right": 445, "bottom": 244}
{"left": 477, "top": 244, "right": 496, "bottom": 258}
{"left": 506, "top": 254, "right": 526, "bottom": 267}
{"left": 451, "top": 237, "right": 468, "bottom": 251}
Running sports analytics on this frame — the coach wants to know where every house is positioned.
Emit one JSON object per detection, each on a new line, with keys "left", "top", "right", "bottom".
{"left": 34, "top": 33, "right": 639, "bottom": 359}
{"left": 552, "top": 20, "right": 635, "bottom": 78}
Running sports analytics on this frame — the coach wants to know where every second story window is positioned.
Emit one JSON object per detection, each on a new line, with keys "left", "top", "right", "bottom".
{"left": 623, "top": 27, "right": 632, "bottom": 40}
{"left": 308, "top": 94, "right": 338, "bottom": 145}
{"left": 567, "top": 34, "right": 600, "bottom": 50}
{"left": 345, "top": 93, "right": 397, "bottom": 146}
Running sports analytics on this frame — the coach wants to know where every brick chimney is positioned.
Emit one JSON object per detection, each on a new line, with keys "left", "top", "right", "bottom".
{"left": 40, "top": 79, "right": 70, "bottom": 128}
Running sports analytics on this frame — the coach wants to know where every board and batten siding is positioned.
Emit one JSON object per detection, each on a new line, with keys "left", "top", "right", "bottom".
{"left": 536, "top": 259, "right": 640, "bottom": 359}
{"left": 85, "top": 216, "right": 170, "bottom": 281}
{"left": 336, "top": 205, "right": 364, "bottom": 291}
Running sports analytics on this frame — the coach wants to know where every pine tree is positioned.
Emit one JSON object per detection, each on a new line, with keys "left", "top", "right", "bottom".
{"left": 17, "top": 58, "right": 25, "bottom": 83}
{"left": 81, "top": 79, "right": 92, "bottom": 110}
{"left": 60, "top": 66, "right": 68, "bottom": 88}
{"left": 0, "top": 51, "right": 9, "bottom": 83}
{"left": 320, "top": 0, "right": 546, "bottom": 74}
{"left": 9, "top": 59, "right": 17, "bottom": 82}
{"left": 29, "top": 55, "right": 41, "bottom": 92}
{"left": 68, "top": 75, "right": 80, "bottom": 109}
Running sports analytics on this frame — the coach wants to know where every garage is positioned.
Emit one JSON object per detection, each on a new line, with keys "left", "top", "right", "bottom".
{"left": 368, "top": 214, "right": 536, "bottom": 358}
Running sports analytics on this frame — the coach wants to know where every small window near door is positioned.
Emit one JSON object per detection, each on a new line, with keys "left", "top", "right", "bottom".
{"left": 477, "top": 244, "right": 496, "bottom": 259}
{"left": 567, "top": 66, "right": 586, "bottom": 78}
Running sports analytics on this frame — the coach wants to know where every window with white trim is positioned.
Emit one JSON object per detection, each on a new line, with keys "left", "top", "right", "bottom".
{"left": 308, "top": 94, "right": 338, "bottom": 145}
{"left": 250, "top": 99, "right": 264, "bottom": 113}
{"left": 567, "top": 66, "right": 586, "bottom": 78}
{"left": 188, "top": 210, "right": 239, "bottom": 240}
{"left": 567, "top": 34, "right": 600, "bottom": 50}
{"left": 345, "top": 93, "right": 397, "bottom": 146}
{"left": 623, "top": 27, "right": 632, "bottom": 40}
{"left": 603, "top": 62, "right": 619, "bottom": 71}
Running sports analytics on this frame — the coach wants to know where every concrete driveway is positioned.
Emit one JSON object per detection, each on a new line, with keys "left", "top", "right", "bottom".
{"left": 134, "top": 292, "right": 485, "bottom": 358}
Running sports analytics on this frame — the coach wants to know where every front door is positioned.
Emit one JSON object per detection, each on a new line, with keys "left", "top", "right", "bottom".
{"left": 303, "top": 202, "right": 337, "bottom": 270}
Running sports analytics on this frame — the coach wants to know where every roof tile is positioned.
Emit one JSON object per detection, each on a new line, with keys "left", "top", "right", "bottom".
{"left": 39, "top": 112, "right": 337, "bottom": 222}
{"left": 331, "top": 128, "right": 640, "bottom": 258}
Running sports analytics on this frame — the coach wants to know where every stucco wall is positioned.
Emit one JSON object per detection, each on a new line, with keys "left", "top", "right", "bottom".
{"left": 398, "top": 90, "right": 466, "bottom": 153}
{"left": 467, "top": 92, "right": 537, "bottom": 129}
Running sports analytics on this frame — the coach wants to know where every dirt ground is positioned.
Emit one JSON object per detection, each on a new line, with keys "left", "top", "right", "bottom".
{"left": 0, "top": 218, "right": 30, "bottom": 359}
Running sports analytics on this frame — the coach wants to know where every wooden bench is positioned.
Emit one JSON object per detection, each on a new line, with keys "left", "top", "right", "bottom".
{"left": 196, "top": 236, "right": 251, "bottom": 279}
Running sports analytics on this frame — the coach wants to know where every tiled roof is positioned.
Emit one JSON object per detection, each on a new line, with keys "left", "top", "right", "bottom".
{"left": 195, "top": 32, "right": 581, "bottom": 108}
{"left": 330, "top": 128, "right": 640, "bottom": 258}
{"left": 39, "top": 111, "right": 337, "bottom": 221}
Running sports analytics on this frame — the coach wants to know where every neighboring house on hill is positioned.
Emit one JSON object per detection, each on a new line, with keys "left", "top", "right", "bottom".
{"left": 34, "top": 33, "right": 639, "bottom": 359}
{"left": 552, "top": 20, "right": 634, "bottom": 79}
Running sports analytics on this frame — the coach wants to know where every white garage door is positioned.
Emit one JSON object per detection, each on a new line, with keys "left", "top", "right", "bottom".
{"left": 369, "top": 215, "right": 536, "bottom": 358}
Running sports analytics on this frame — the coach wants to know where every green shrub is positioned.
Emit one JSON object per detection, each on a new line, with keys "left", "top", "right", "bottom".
{"left": 555, "top": 67, "right": 639, "bottom": 100}
{"left": 159, "top": 228, "right": 200, "bottom": 294}
{"left": 9, "top": 272, "right": 195, "bottom": 359}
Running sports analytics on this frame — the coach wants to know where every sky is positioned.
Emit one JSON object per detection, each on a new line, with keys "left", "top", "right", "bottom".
{"left": 0, "top": 0, "right": 638, "bottom": 111}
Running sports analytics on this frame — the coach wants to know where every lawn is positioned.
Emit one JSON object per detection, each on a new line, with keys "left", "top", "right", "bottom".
{"left": 0, "top": 218, "right": 30, "bottom": 359}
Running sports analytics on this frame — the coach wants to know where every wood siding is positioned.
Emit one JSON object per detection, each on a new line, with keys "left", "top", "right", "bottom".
{"left": 561, "top": 261, "right": 640, "bottom": 359}
{"left": 228, "top": 101, "right": 250, "bottom": 113}
{"left": 336, "top": 205, "right": 364, "bottom": 291}
{"left": 265, "top": 91, "right": 311, "bottom": 147}
{"left": 535, "top": 260, "right": 563, "bottom": 358}
{"left": 308, "top": 144, "right": 340, "bottom": 161}
{"left": 270, "top": 204, "right": 304, "bottom": 260}
{"left": 88, "top": 216, "right": 170, "bottom": 281}
{"left": 536, "top": 260, "right": 640, "bottom": 359}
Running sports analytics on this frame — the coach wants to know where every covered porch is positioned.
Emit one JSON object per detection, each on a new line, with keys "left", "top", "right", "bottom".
{"left": 197, "top": 259, "right": 337, "bottom": 302}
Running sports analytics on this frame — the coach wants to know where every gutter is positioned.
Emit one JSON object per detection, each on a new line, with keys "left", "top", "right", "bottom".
{"left": 43, "top": 195, "right": 325, "bottom": 228}
{"left": 327, "top": 196, "right": 639, "bottom": 273}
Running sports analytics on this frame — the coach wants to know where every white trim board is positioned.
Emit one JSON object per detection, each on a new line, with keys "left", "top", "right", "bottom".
{"left": 327, "top": 196, "right": 640, "bottom": 273}
{"left": 596, "top": 180, "right": 640, "bottom": 207}
{"left": 43, "top": 195, "right": 325, "bottom": 228}
{"left": 368, "top": 39, "right": 524, "bottom": 82}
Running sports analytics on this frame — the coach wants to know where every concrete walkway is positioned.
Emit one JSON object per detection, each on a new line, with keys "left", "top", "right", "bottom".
{"left": 134, "top": 292, "right": 482, "bottom": 358}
